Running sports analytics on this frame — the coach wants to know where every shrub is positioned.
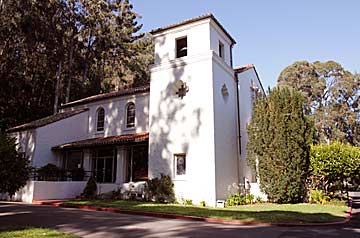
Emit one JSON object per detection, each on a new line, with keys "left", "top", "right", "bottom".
{"left": 309, "top": 189, "right": 329, "bottom": 205}
{"left": 37, "top": 163, "right": 61, "bottom": 181}
{"left": 183, "top": 199, "right": 193, "bottom": 205}
{"left": 0, "top": 132, "right": 32, "bottom": 197}
{"left": 256, "top": 196, "right": 264, "bottom": 203}
{"left": 226, "top": 193, "right": 246, "bottom": 206}
{"left": 82, "top": 176, "right": 97, "bottom": 199}
{"left": 145, "top": 174, "right": 175, "bottom": 203}
{"left": 310, "top": 141, "right": 360, "bottom": 196}
{"left": 246, "top": 194, "right": 255, "bottom": 204}
{"left": 200, "top": 200, "right": 206, "bottom": 207}
{"left": 247, "top": 87, "right": 314, "bottom": 203}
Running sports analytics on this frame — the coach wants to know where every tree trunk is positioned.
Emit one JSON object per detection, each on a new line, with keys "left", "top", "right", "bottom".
{"left": 65, "top": 40, "right": 74, "bottom": 103}
{"left": 53, "top": 62, "right": 62, "bottom": 114}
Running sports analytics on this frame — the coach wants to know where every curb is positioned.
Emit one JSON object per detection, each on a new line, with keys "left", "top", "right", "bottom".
{"left": 33, "top": 199, "right": 353, "bottom": 227}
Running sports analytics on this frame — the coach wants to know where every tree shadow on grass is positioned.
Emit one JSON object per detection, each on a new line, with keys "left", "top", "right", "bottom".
{"left": 0, "top": 202, "right": 359, "bottom": 238}
{"left": 65, "top": 200, "right": 348, "bottom": 224}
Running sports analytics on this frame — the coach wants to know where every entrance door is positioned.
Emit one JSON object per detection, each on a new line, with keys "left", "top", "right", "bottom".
{"left": 92, "top": 148, "right": 117, "bottom": 183}
{"left": 126, "top": 144, "right": 148, "bottom": 182}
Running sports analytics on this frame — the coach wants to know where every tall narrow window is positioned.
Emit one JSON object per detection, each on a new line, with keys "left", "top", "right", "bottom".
{"left": 176, "top": 37, "right": 187, "bottom": 58}
{"left": 174, "top": 154, "right": 186, "bottom": 177}
{"left": 126, "top": 102, "right": 135, "bottom": 128}
{"left": 96, "top": 107, "right": 105, "bottom": 132}
{"left": 219, "top": 41, "right": 224, "bottom": 59}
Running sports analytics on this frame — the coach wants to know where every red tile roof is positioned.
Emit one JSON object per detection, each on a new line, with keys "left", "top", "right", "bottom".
{"left": 7, "top": 109, "right": 89, "bottom": 133}
{"left": 61, "top": 85, "right": 150, "bottom": 109}
{"left": 234, "top": 64, "right": 254, "bottom": 73}
{"left": 151, "top": 13, "right": 236, "bottom": 45}
{"left": 52, "top": 132, "right": 149, "bottom": 150}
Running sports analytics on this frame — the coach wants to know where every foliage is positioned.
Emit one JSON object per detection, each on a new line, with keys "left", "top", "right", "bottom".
{"left": 36, "top": 163, "right": 62, "bottom": 181}
{"left": 144, "top": 174, "right": 175, "bottom": 203}
{"left": 309, "top": 189, "right": 330, "bottom": 205}
{"left": 226, "top": 193, "right": 246, "bottom": 206}
{"left": 183, "top": 199, "right": 193, "bottom": 206}
{"left": 247, "top": 87, "right": 314, "bottom": 203}
{"left": 256, "top": 196, "right": 264, "bottom": 203}
{"left": 246, "top": 194, "right": 255, "bottom": 204}
{"left": 200, "top": 200, "right": 206, "bottom": 207}
{"left": 0, "top": 0, "right": 153, "bottom": 131}
{"left": 0, "top": 226, "right": 79, "bottom": 238}
{"left": 278, "top": 61, "right": 360, "bottom": 146}
{"left": 82, "top": 176, "right": 97, "bottom": 199}
{"left": 309, "top": 141, "right": 360, "bottom": 195}
{"left": 0, "top": 132, "right": 32, "bottom": 197}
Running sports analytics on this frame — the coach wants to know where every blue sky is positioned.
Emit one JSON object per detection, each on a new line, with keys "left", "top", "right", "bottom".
{"left": 133, "top": 0, "right": 359, "bottom": 88}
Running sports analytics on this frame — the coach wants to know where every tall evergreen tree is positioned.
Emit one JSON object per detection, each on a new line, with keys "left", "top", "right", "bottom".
{"left": 247, "top": 87, "right": 314, "bottom": 203}
{"left": 0, "top": 0, "right": 152, "bottom": 130}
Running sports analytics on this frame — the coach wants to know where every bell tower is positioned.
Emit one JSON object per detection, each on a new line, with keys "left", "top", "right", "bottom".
{"left": 148, "top": 14, "right": 239, "bottom": 206}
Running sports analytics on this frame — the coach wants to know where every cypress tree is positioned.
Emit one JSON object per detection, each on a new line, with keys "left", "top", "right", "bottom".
{"left": 247, "top": 87, "right": 314, "bottom": 203}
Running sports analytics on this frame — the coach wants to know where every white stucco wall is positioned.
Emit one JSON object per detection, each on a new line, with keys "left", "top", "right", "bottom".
{"left": 32, "top": 181, "right": 87, "bottom": 200}
{"left": 209, "top": 22, "right": 233, "bottom": 66}
{"left": 33, "top": 111, "right": 89, "bottom": 167}
{"left": 0, "top": 181, "right": 35, "bottom": 203}
{"left": 62, "top": 93, "right": 149, "bottom": 138}
{"left": 149, "top": 52, "right": 217, "bottom": 206}
{"left": 212, "top": 55, "right": 239, "bottom": 200}
{"left": 11, "top": 130, "right": 36, "bottom": 166}
{"left": 237, "top": 68, "right": 265, "bottom": 183}
{"left": 154, "top": 19, "right": 211, "bottom": 65}
{"left": 150, "top": 18, "right": 238, "bottom": 206}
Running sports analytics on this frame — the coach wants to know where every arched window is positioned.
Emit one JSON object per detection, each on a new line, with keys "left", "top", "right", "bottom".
{"left": 126, "top": 102, "right": 135, "bottom": 128}
{"left": 96, "top": 107, "right": 105, "bottom": 132}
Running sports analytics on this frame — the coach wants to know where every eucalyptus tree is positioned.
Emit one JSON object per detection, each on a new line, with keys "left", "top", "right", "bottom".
{"left": 278, "top": 61, "right": 360, "bottom": 145}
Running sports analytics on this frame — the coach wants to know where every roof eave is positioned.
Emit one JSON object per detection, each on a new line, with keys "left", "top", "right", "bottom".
{"left": 151, "top": 13, "right": 236, "bottom": 45}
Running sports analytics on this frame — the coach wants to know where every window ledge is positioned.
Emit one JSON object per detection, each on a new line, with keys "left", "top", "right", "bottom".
{"left": 123, "top": 127, "right": 135, "bottom": 131}
{"left": 173, "top": 176, "right": 187, "bottom": 181}
{"left": 94, "top": 131, "right": 104, "bottom": 136}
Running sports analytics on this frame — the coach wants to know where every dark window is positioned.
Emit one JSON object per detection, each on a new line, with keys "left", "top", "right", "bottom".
{"left": 92, "top": 148, "right": 117, "bottom": 183}
{"left": 63, "top": 151, "right": 83, "bottom": 170}
{"left": 176, "top": 37, "right": 187, "bottom": 58}
{"left": 219, "top": 41, "right": 224, "bottom": 59}
{"left": 96, "top": 107, "right": 105, "bottom": 131}
{"left": 175, "top": 154, "right": 186, "bottom": 176}
{"left": 126, "top": 103, "right": 135, "bottom": 128}
{"left": 126, "top": 144, "right": 149, "bottom": 182}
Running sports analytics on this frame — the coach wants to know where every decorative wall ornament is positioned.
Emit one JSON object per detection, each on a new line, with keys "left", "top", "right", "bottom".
{"left": 172, "top": 80, "right": 189, "bottom": 99}
{"left": 221, "top": 83, "right": 229, "bottom": 97}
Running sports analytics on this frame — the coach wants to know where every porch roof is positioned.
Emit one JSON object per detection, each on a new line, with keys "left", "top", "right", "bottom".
{"left": 52, "top": 132, "right": 149, "bottom": 150}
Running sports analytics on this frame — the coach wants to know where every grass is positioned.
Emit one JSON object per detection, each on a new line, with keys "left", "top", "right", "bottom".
{"left": 64, "top": 199, "right": 348, "bottom": 224}
{"left": 0, "top": 226, "right": 78, "bottom": 238}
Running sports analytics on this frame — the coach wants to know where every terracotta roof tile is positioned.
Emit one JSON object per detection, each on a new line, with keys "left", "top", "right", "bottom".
{"left": 234, "top": 64, "right": 254, "bottom": 73}
{"left": 52, "top": 132, "right": 149, "bottom": 150}
{"left": 61, "top": 85, "right": 150, "bottom": 109}
{"left": 151, "top": 13, "right": 236, "bottom": 44}
{"left": 7, "top": 108, "right": 89, "bottom": 133}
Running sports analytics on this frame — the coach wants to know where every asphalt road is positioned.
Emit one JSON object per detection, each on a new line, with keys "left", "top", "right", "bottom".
{"left": 0, "top": 199, "right": 359, "bottom": 238}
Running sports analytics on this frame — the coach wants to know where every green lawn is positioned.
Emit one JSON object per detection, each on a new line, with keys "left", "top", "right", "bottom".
{"left": 65, "top": 200, "right": 348, "bottom": 224}
{"left": 0, "top": 226, "right": 78, "bottom": 238}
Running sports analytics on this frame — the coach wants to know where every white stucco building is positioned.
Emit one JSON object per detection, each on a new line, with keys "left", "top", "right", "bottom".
{"left": 5, "top": 14, "right": 265, "bottom": 206}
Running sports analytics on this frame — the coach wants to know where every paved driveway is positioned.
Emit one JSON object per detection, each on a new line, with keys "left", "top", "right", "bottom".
{"left": 0, "top": 200, "right": 359, "bottom": 238}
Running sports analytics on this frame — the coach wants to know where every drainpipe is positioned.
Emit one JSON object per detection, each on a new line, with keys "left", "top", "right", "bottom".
{"left": 230, "top": 42, "right": 241, "bottom": 185}
{"left": 235, "top": 73, "right": 242, "bottom": 185}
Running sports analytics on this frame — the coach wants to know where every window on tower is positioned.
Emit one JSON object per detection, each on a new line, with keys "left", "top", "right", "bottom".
{"left": 176, "top": 37, "right": 187, "bottom": 58}
{"left": 219, "top": 41, "right": 224, "bottom": 59}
